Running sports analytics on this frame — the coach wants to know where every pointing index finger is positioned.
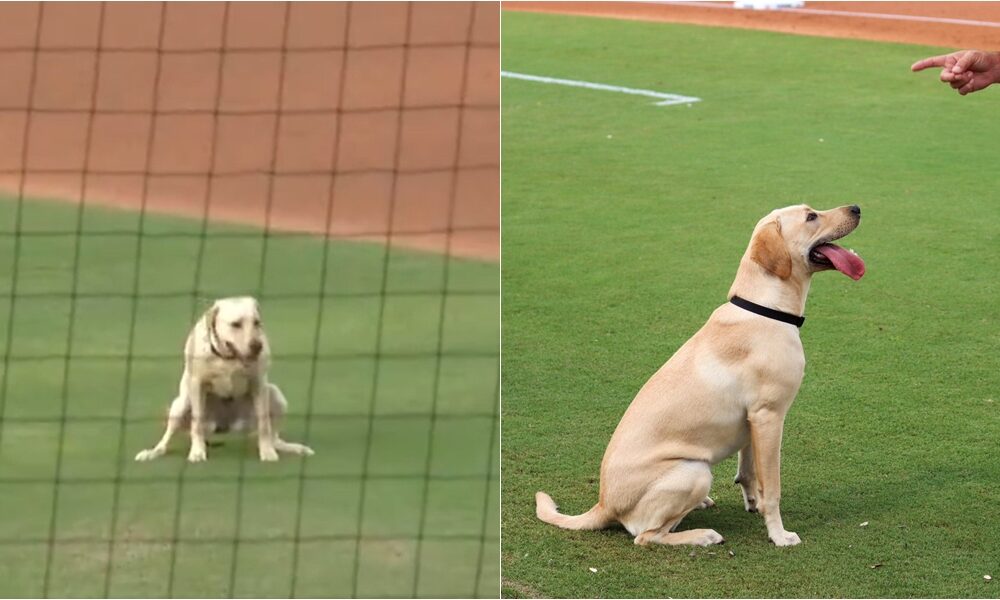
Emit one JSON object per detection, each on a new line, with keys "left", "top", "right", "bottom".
{"left": 911, "top": 55, "right": 948, "bottom": 72}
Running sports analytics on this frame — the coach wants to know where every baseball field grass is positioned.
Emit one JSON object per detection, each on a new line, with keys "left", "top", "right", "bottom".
{"left": 0, "top": 196, "right": 499, "bottom": 598}
{"left": 502, "top": 11, "right": 1000, "bottom": 599}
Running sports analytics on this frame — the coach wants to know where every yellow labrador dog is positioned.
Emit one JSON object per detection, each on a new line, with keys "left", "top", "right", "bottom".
{"left": 135, "top": 296, "right": 314, "bottom": 463}
{"left": 536, "top": 205, "right": 865, "bottom": 547}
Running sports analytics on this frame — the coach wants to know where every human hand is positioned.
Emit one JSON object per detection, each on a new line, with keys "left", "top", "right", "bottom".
{"left": 911, "top": 50, "right": 1000, "bottom": 95}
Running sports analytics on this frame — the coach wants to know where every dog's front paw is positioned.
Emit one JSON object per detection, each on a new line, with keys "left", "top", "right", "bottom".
{"left": 259, "top": 446, "right": 279, "bottom": 462}
{"left": 135, "top": 448, "right": 164, "bottom": 462}
{"left": 769, "top": 530, "right": 801, "bottom": 547}
{"left": 187, "top": 446, "right": 207, "bottom": 463}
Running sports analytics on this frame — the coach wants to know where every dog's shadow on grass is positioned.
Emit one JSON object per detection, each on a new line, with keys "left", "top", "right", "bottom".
{"left": 679, "top": 501, "right": 763, "bottom": 542}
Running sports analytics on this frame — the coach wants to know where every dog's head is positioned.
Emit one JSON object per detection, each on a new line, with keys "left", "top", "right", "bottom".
{"left": 204, "top": 296, "right": 266, "bottom": 361}
{"left": 749, "top": 204, "right": 865, "bottom": 281}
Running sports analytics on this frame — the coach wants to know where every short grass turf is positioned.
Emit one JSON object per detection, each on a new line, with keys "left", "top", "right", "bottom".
{"left": 0, "top": 196, "right": 499, "bottom": 598}
{"left": 502, "top": 11, "right": 1000, "bottom": 599}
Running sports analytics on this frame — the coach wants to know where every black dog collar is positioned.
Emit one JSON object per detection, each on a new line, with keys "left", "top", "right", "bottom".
{"left": 209, "top": 339, "right": 226, "bottom": 359}
{"left": 729, "top": 295, "right": 805, "bottom": 328}
{"left": 207, "top": 315, "right": 233, "bottom": 359}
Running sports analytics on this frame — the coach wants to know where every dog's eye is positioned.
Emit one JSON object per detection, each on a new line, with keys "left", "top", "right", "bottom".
{"left": 230, "top": 322, "right": 242, "bottom": 329}
{"left": 253, "top": 319, "right": 261, "bottom": 327}
{"left": 806, "top": 212, "right": 818, "bottom": 222}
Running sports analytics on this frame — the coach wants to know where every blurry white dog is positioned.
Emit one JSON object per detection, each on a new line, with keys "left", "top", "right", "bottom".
{"left": 135, "top": 296, "right": 314, "bottom": 463}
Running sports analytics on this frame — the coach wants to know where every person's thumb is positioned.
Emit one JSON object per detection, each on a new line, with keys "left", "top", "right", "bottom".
{"left": 952, "top": 51, "right": 979, "bottom": 73}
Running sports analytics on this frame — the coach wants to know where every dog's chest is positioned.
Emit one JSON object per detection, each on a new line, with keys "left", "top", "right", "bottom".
{"left": 204, "top": 364, "right": 253, "bottom": 398}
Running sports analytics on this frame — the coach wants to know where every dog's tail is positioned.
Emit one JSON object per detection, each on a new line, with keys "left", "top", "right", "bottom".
{"left": 535, "top": 491, "right": 614, "bottom": 530}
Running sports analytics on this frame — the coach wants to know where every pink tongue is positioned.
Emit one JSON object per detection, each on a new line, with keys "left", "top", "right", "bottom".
{"left": 815, "top": 244, "right": 865, "bottom": 280}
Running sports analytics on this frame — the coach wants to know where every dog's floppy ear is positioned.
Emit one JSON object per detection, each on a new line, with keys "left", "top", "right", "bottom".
{"left": 750, "top": 220, "right": 792, "bottom": 279}
{"left": 203, "top": 302, "right": 220, "bottom": 336}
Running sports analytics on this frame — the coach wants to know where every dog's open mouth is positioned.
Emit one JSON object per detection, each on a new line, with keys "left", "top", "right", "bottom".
{"left": 809, "top": 242, "right": 865, "bottom": 280}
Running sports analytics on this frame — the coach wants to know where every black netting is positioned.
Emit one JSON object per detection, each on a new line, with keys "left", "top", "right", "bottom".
{"left": 0, "top": 2, "right": 499, "bottom": 597}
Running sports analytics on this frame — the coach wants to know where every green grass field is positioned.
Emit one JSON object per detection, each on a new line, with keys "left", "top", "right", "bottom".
{"left": 502, "top": 12, "right": 1000, "bottom": 599}
{"left": 0, "top": 196, "right": 499, "bottom": 598}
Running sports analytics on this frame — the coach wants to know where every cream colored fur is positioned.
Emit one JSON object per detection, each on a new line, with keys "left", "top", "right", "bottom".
{"left": 536, "top": 205, "right": 862, "bottom": 547}
{"left": 135, "top": 296, "right": 314, "bottom": 463}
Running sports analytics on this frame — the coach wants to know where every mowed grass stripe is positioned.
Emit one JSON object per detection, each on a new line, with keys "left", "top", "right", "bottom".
{"left": 502, "top": 11, "right": 999, "bottom": 599}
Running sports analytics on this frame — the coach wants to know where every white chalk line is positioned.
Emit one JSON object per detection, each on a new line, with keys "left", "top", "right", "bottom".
{"left": 501, "top": 71, "right": 701, "bottom": 106}
{"left": 645, "top": 1, "right": 1000, "bottom": 29}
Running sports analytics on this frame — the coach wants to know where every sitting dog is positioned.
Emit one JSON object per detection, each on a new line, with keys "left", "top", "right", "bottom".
{"left": 536, "top": 205, "right": 865, "bottom": 546}
{"left": 135, "top": 296, "right": 314, "bottom": 463}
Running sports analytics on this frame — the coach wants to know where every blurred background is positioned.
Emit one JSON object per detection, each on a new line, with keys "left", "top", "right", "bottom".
{"left": 0, "top": 2, "right": 499, "bottom": 598}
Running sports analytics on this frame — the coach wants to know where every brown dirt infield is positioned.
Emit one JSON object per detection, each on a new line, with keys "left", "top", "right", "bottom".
{"left": 503, "top": 1, "right": 1000, "bottom": 50}
{"left": 0, "top": 2, "right": 499, "bottom": 260}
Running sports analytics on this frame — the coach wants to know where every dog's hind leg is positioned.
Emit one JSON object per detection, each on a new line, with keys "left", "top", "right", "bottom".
{"left": 135, "top": 395, "right": 189, "bottom": 461}
{"left": 626, "top": 460, "right": 724, "bottom": 547}
{"left": 637, "top": 523, "right": 725, "bottom": 546}
{"left": 273, "top": 438, "right": 315, "bottom": 456}
{"left": 266, "top": 383, "right": 315, "bottom": 457}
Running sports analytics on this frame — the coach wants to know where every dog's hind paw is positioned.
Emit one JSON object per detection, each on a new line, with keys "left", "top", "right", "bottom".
{"left": 275, "top": 440, "right": 314, "bottom": 456}
{"left": 693, "top": 529, "right": 725, "bottom": 546}
{"left": 134, "top": 448, "right": 163, "bottom": 462}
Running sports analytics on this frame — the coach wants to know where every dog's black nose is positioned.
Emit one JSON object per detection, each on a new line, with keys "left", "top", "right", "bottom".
{"left": 849, "top": 204, "right": 861, "bottom": 216}
{"left": 249, "top": 340, "right": 263, "bottom": 355}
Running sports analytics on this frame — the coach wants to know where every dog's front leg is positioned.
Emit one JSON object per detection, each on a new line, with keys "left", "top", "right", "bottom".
{"left": 253, "top": 380, "right": 279, "bottom": 462}
{"left": 187, "top": 379, "right": 209, "bottom": 463}
{"left": 748, "top": 407, "right": 800, "bottom": 547}
{"left": 734, "top": 444, "right": 758, "bottom": 513}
